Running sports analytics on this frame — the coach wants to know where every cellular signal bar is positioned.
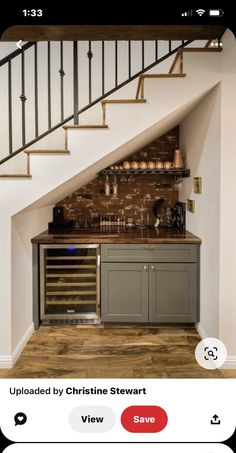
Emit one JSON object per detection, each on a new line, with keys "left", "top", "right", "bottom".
{"left": 181, "top": 10, "right": 193, "bottom": 16}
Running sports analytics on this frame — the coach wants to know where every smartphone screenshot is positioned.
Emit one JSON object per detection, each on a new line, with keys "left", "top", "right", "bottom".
{"left": 0, "top": 5, "right": 235, "bottom": 451}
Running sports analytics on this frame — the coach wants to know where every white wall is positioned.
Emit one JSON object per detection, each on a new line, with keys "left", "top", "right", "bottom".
{"left": 0, "top": 217, "right": 12, "bottom": 361}
{"left": 179, "top": 29, "right": 236, "bottom": 366}
{"left": 11, "top": 205, "right": 52, "bottom": 350}
{"left": 219, "top": 30, "right": 236, "bottom": 361}
{"left": 0, "top": 205, "right": 52, "bottom": 367}
{"left": 180, "top": 86, "right": 221, "bottom": 338}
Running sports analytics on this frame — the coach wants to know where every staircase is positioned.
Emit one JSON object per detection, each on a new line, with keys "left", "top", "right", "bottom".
{"left": 0, "top": 40, "right": 223, "bottom": 215}
{"left": 0, "top": 39, "right": 222, "bottom": 183}
{"left": 0, "top": 39, "right": 194, "bottom": 168}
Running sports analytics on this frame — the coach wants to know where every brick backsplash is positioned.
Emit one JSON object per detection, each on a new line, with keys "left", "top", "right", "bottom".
{"left": 57, "top": 127, "right": 180, "bottom": 228}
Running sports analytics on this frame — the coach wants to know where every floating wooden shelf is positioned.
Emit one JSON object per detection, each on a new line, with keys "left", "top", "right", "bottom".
{"left": 98, "top": 168, "right": 190, "bottom": 177}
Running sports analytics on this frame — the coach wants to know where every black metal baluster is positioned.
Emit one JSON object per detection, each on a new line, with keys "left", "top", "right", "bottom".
{"left": 0, "top": 38, "right": 194, "bottom": 166}
{"left": 20, "top": 49, "right": 27, "bottom": 146}
{"left": 128, "top": 40, "right": 131, "bottom": 77}
{"left": 87, "top": 41, "right": 93, "bottom": 104}
{"left": 8, "top": 60, "right": 12, "bottom": 154}
{"left": 47, "top": 42, "right": 51, "bottom": 129}
{"left": 34, "top": 43, "right": 39, "bottom": 138}
{"left": 155, "top": 40, "right": 158, "bottom": 61}
{"left": 73, "top": 41, "right": 79, "bottom": 125}
{"left": 59, "top": 41, "right": 65, "bottom": 121}
{"left": 169, "top": 41, "right": 172, "bottom": 53}
{"left": 142, "top": 40, "right": 144, "bottom": 69}
{"left": 102, "top": 41, "right": 105, "bottom": 96}
{"left": 115, "top": 40, "right": 118, "bottom": 87}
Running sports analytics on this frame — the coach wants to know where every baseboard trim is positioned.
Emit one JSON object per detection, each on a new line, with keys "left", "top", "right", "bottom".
{"left": 0, "top": 323, "right": 34, "bottom": 369}
{"left": 195, "top": 322, "right": 208, "bottom": 339}
{"left": 221, "top": 357, "right": 236, "bottom": 370}
{"left": 0, "top": 355, "right": 13, "bottom": 369}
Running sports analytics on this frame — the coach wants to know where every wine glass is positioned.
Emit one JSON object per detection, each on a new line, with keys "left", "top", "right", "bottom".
{"left": 128, "top": 173, "right": 135, "bottom": 182}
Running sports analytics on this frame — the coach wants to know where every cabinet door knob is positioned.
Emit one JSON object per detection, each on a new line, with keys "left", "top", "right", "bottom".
{"left": 143, "top": 265, "right": 148, "bottom": 270}
{"left": 151, "top": 265, "right": 155, "bottom": 270}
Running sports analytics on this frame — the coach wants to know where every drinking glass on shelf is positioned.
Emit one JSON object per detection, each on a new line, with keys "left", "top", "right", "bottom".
{"left": 128, "top": 173, "right": 135, "bottom": 182}
{"left": 174, "top": 175, "right": 183, "bottom": 191}
{"left": 120, "top": 173, "right": 127, "bottom": 182}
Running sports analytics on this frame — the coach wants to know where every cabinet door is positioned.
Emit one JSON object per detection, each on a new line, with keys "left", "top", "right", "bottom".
{"left": 149, "top": 263, "right": 198, "bottom": 323}
{"left": 101, "top": 263, "right": 148, "bottom": 322}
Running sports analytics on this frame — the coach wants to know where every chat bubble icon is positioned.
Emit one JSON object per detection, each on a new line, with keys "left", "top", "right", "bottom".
{"left": 14, "top": 413, "right": 27, "bottom": 426}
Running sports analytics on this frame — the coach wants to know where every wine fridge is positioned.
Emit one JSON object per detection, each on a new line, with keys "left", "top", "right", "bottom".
{"left": 40, "top": 244, "right": 100, "bottom": 322}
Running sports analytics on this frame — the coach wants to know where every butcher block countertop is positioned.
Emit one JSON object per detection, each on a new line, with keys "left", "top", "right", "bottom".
{"left": 31, "top": 228, "right": 201, "bottom": 244}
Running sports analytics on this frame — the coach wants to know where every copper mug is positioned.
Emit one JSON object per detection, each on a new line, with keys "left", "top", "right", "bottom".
{"left": 139, "top": 161, "right": 147, "bottom": 169}
{"left": 131, "top": 161, "right": 139, "bottom": 169}
{"left": 173, "top": 149, "right": 184, "bottom": 168}
{"left": 156, "top": 161, "right": 163, "bottom": 169}
{"left": 123, "top": 161, "right": 130, "bottom": 169}
{"left": 148, "top": 161, "right": 155, "bottom": 169}
{"left": 163, "top": 161, "right": 174, "bottom": 170}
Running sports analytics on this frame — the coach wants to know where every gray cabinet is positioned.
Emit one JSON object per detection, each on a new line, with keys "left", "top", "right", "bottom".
{"left": 101, "top": 263, "right": 148, "bottom": 322}
{"left": 101, "top": 244, "right": 199, "bottom": 323}
{"left": 149, "top": 263, "right": 197, "bottom": 323}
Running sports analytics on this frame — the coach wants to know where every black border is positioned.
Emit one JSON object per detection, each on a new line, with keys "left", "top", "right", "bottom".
{"left": 1, "top": 426, "right": 235, "bottom": 453}
{"left": 0, "top": 4, "right": 235, "bottom": 37}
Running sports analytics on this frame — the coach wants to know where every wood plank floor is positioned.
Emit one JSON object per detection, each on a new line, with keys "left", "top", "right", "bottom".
{"left": 0, "top": 325, "right": 235, "bottom": 378}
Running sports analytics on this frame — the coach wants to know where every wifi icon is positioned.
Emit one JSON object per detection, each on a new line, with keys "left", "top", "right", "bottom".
{"left": 196, "top": 9, "right": 205, "bottom": 16}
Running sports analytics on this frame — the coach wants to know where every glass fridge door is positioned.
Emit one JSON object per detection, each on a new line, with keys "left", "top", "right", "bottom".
{"left": 40, "top": 244, "right": 100, "bottom": 320}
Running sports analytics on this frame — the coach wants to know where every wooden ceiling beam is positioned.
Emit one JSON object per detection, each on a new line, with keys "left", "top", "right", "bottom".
{"left": 1, "top": 25, "right": 226, "bottom": 41}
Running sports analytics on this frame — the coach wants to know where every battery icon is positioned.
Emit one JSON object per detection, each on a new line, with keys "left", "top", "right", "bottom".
{"left": 209, "top": 9, "right": 224, "bottom": 16}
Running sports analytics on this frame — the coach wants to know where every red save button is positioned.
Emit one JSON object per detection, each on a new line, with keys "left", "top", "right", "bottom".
{"left": 121, "top": 405, "right": 168, "bottom": 433}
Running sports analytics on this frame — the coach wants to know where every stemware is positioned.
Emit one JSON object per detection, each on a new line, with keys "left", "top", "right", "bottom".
{"left": 128, "top": 173, "right": 135, "bottom": 182}
{"left": 120, "top": 173, "right": 127, "bottom": 182}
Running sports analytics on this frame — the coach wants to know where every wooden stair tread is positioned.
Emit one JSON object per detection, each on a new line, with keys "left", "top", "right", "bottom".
{"left": 102, "top": 99, "right": 146, "bottom": 104}
{"left": 0, "top": 174, "right": 32, "bottom": 178}
{"left": 63, "top": 125, "right": 108, "bottom": 129}
{"left": 24, "top": 149, "right": 70, "bottom": 154}
{"left": 140, "top": 73, "right": 186, "bottom": 78}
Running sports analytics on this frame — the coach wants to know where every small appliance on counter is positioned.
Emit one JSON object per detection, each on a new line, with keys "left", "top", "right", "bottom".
{"left": 171, "top": 202, "right": 186, "bottom": 230}
{"left": 152, "top": 198, "right": 165, "bottom": 228}
{"left": 48, "top": 206, "right": 74, "bottom": 233}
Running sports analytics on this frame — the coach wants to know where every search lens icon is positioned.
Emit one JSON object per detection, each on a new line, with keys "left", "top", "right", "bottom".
{"left": 195, "top": 338, "right": 227, "bottom": 370}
